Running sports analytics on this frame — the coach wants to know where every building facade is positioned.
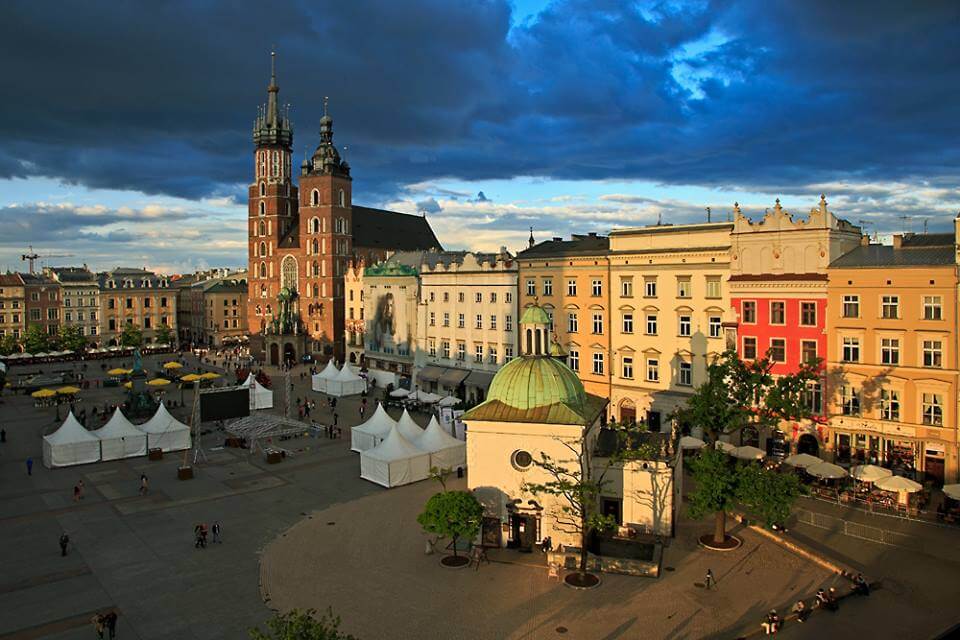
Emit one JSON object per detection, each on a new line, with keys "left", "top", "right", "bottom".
{"left": 517, "top": 233, "right": 612, "bottom": 400}
{"left": 246, "top": 56, "right": 441, "bottom": 365}
{"left": 21, "top": 273, "right": 62, "bottom": 337}
{"left": 415, "top": 251, "right": 519, "bottom": 402}
{"left": 46, "top": 267, "right": 100, "bottom": 346}
{"left": 728, "top": 198, "right": 862, "bottom": 454}
{"left": 98, "top": 268, "right": 177, "bottom": 345}
{"left": 363, "top": 255, "right": 422, "bottom": 387}
{"left": 344, "top": 260, "right": 365, "bottom": 365}
{"left": 607, "top": 222, "right": 734, "bottom": 432}
{"left": 0, "top": 273, "right": 25, "bottom": 341}
{"left": 826, "top": 230, "right": 960, "bottom": 484}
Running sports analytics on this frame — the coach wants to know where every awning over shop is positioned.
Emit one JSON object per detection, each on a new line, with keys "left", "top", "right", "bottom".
{"left": 417, "top": 366, "right": 447, "bottom": 384}
{"left": 464, "top": 370, "right": 495, "bottom": 390}
{"left": 438, "top": 368, "right": 470, "bottom": 388}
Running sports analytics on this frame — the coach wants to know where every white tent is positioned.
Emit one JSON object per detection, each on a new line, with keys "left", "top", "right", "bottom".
{"left": 679, "top": 436, "right": 706, "bottom": 450}
{"left": 139, "top": 403, "right": 192, "bottom": 452}
{"left": 311, "top": 360, "right": 340, "bottom": 393}
{"left": 437, "top": 395, "right": 461, "bottom": 407}
{"left": 42, "top": 411, "right": 101, "bottom": 468}
{"left": 242, "top": 373, "right": 274, "bottom": 410}
{"left": 730, "top": 445, "right": 765, "bottom": 461}
{"left": 409, "top": 389, "right": 441, "bottom": 404}
{"left": 94, "top": 408, "right": 147, "bottom": 460}
{"left": 326, "top": 364, "right": 366, "bottom": 397}
{"left": 351, "top": 403, "right": 396, "bottom": 452}
{"left": 413, "top": 416, "right": 466, "bottom": 471}
{"left": 360, "top": 424, "right": 430, "bottom": 488}
{"left": 396, "top": 408, "right": 426, "bottom": 442}
{"left": 389, "top": 387, "right": 410, "bottom": 398}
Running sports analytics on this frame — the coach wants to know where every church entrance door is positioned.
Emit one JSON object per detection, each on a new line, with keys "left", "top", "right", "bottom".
{"left": 269, "top": 343, "right": 280, "bottom": 366}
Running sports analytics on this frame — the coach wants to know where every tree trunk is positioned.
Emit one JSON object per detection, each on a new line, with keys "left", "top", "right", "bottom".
{"left": 452, "top": 534, "right": 459, "bottom": 558}
{"left": 580, "top": 513, "right": 589, "bottom": 574}
{"left": 713, "top": 510, "right": 726, "bottom": 545}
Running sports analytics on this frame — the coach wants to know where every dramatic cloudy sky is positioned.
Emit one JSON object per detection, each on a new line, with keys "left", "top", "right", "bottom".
{"left": 1, "top": 0, "right": 958, "bottom": 273}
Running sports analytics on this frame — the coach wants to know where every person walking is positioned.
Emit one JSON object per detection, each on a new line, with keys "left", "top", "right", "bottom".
{"left": 1, "top": 427, "right": 6, "bottom": 442}
{"left": 793, "top": 600, "right": 810, "bottom": 623}
{"left": 26, "top": 457, "right": 33, "bottom": 476}
{"left": 705, "top": 569, "right": 715, "bottom": 590}
{"left": 212, "top": 521, "right": 222, "bottom": 543}
{"left": 59, "top": 533, "right": 70, "bottom": 557}
{"left": 91, "top": 613, "right": 105, "bottom": 639}
{"left": 73, "top": 484, "right": 82, "bottom": 502}
{"left": 105, "top": 611, "right": 118, "bottom": 639}
{"left": 78, "top": 479, "right": 85, "bottom": 500}
{"left": 139, "top": 474, "right": 149, "bottom": 495}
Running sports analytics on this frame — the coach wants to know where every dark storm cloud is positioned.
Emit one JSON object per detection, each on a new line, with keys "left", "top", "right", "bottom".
{"left": 0, "top": 0, "right": 958, "bottom": 203}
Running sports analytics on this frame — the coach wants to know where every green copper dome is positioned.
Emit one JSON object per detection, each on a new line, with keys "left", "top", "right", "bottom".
{"left": 520, "top": 305, "right": 551, "bottom": 326}
{"left": 486, "top": 355, "right": 586, "bottom": 412}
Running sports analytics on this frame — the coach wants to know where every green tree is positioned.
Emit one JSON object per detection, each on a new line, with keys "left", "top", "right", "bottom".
{"left": 416, "top": 490, "right": 484, "bottom": 558}
{"left": 0, "top": 334, "right": 18, "bottom": 356}
{"left": 249, "top": 608, "right": 356, "bottom": 640}
{"left": 687, "top": 447, "right": 741, "bottom": 545}
{"left": 155, "top": 324, "right": 173, "bottom": 346}
{"left": 736, "top": 463, "right": 803, "bottom": 528}
{"left": 23, "top": 324, "right": 50, "bottom": 354}
{"left": 120, "top": 321, "right": 143, "bottom": 348}
{"left": 58, "top": 324, "right": 87, "bottom": 353}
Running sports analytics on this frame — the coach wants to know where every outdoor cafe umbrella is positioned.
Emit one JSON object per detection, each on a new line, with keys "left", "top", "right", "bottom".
{"left": 199, "top": 372, "right": 220, "bottom": 380}
{"left": 107, "top": 368, "right": 130, "bottom": 376}
{"left": 730, "top": 445, "right": 766, "bottom": 461}
{"left": 180, "top": 373, "right": 201, "bottom": 383}
{"left": 807, "top": 461, "right": 848, "bottom": 480}
{"left": 147, "top": 378, "right": 171, "bottom": 386}
{"left": 437, "top": 395, "right": 461, "bottom": 408}
{"left": 31, "top": 388, "right": 57, "bottom": 399}
{"left": 942, "top": 484, "right": 960, "bottom": 501}
{"left": 123, "top": 381, "right": 133, "bottom": 389}
{"left": 783, "top": 453, "right": 821, "bottom": 469}
{"left": 849, "top": 464, "right": 893, "bottom": 483}
{"left": 679, "top": 436, "right": 706, "bottom": 450}
{"left": 874, "top": 475, "right": 922, "bottom": 493}
{"left": 163, "top": 361, "right": 183, "bottom": 370}
{"left": 389, "top": 387, "right": 410, "bottom": 398}
{"left": 57, "top": 386, "right": 81, "bottom": 395}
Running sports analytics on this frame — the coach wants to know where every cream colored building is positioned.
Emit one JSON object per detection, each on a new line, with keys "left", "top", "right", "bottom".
{"left": 607, "top": 222, "right": 734, "bottom": 432}
{"left": 46, "top": 267, "right": 100, "bottom": 345}
{"left": 415, "top": 251, "right": 518, "bottom": 402}
{"left": 98, "top": 268, "right": 177, "bottom": 345}
{"left": 0, "top": 273, "right": 25, "bottom": 341}
{"left": 464, "top": 305, "right": 676, "bottom": 550}
{"left": 344, "top": 260, "right": 365, "bottom": 365}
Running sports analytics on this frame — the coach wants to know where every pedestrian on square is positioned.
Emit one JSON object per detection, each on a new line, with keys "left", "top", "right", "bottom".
{"left": 333, "top": 412, "right": 338, "bottom": 427}
{"left": 26, "top": 457, "right": 33, "bottom": 475}
{"left": 1, "top": 427, "right": 6, "bottom": 443}
{"left": 91, "top": 613, "right": 105, "bottom": 639}
{"left": 139, "top": 474, "right": 149, "bottom": 495}
{"left": 212, "top": 521, "right": 222, "bottom": 543}
{"left": 73, "top": 484, "right": 81, "bottom": 502}
{"left": 59, "top": 532, "right": 70, "bottom": 557}
{"left": 78, "top": 480, "right": 85, "bottom": 500}
{"left": 358, "top": 404, "right": 365, "bottom": 420}
{"left": 793, "top": 600, "right": 810, "bottom": 623}
{"left": 705, "top": 569, "right": 715, "bottom": 590}
{"left": 194, "top": 524, "right": 205, "bottom": 549}
{"left": 105, "top": 611, "right": 118, "bottom": 639}
{"left": 304, "top": 404, "right": 310, "bottom": 419}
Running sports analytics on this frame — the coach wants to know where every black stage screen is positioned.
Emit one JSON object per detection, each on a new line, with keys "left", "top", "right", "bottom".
{"left": 200, "top": 387, "right": 250, "bottom": 422}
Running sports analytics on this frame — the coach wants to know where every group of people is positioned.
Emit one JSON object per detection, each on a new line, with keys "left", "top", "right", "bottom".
{"left": 193, "top": 522, "right": 222, "bottom": 548}
{"left": 761, "top": 576, "right": 870, "bottom": 634}
{"left": 91, "top": 611, "right": 118, "bottom": 638}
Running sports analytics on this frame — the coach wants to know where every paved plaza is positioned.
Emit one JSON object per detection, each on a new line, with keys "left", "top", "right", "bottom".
{"left": 1, "top": 352, "right": 958, "bottom": 639}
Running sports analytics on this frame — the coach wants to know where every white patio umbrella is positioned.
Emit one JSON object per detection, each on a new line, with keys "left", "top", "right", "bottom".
{"left": 715, "top": 440, "right": 736, "bottom": 453}
{"left": 783, "top": 453, "right": 822, "bottom": 469}
{"left": 874, "top": 475, "right": 922, "bottom": 493}
{"left": 849, "top": 464, "right": 893, "bottom": 483}
{"left": 730, "top": 445, "right": 766, "bottom": 461}
{"left": 389, "top": 387, "right": 410, "bottom": 398}
{"left": 679, "top": 436, "right": 706, "bottom": 450}
{"left": 807, "top": 461, "right": 848, "bottom": 480}
{"left": 437, "top": 395, "right": 461, "bottom": 408}
{"left": 941, "top": 484, "right": 960, "bottom": 501}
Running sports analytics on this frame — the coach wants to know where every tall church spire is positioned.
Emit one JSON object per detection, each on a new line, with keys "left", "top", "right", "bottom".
{"left": 254, "top": 50, "right": 292, "bottom": 149}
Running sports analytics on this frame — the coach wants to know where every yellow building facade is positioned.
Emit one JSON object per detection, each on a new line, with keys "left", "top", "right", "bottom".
{"left": 826, "top": 231, "right": 959, "bottom": 483}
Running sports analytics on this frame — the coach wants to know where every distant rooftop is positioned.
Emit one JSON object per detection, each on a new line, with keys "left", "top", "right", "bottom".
{"left": 518, "top": 233, "right": 609, "bottom": 259}
{"left": 352, "top": 206, "right": 443, "bottom": 252}
{"left": 830, "top": 233, "right": 955, "bottom": 268}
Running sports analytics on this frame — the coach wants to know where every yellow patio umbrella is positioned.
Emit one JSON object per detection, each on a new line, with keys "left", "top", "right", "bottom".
{"left": 163, "top": 361, "right": 183, "bottom": 370}
{"left": 57, "top": 386, "right": 82, "bottom": 395}
{"left": 108, "top": 368, "right": 130, "bottom": 376}
{"left": 199, "top": 372, "right": 221, "bottom": 380}
{"left": 147, "top": 378, "right": 171, "bottom": 386}
{"left": 31, "top": 388, "right": 57, "bottom": 398}
{"left": 180, "top": 373, "right": 201, "bottom": 383}
{"left": 123, "top": 381, "right": 133, "bottom": 389}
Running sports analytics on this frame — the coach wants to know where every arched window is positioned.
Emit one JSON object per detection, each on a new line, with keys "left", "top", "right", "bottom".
{"left": 258, "top": 152, "right": 265, "bottom": 177}
{"left": 312, "top": 238, "right": 319, "bottom": 254}
{"left": 338, "top": 189, "right": 345, "bottom": 207}
{"left": 259, "top": 262, "right": 267, "bottom": 278}
{"left": 312, "top": 283, "right": 319, "bottom": 297}
{"left": 312, "top": 261, "right": 319, "bottom": 277}
{"left": 259, "top": 201, "right": 265, "bottom": 216}
{"left": 272, "top": 151, "right": 279, "bottom": 177}
{"left": 259, "top": 182, "right": 265, "bottom": 197}
{"left": 258, "top": 220, "right": 266, "bottom": 236}
{"left": 311, "top": 218, "right": 320, "bottom": 234}
{"left": 311, "top": 189, "right": 319, "bottom": 206}
{"left": 281, "top": 255, "right": 298, "bottom": 291}
{"left": 260, "top": 284, "right": 267, "bottom": 297}
{"left": 259, "top": 241, "right": 267, "bottom": 258}
{"left": 255, "top": 305, "right": 262, "bottom": 316}
{"left": 266, "top": 304, "right": 272, "bottom": 315}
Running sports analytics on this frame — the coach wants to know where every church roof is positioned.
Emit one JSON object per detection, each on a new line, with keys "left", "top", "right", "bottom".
{"left": 352, "top": 206, "right": 443, "bottom": 252}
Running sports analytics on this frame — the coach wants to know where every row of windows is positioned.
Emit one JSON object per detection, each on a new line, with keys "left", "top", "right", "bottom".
{"left": 106, "top": 317, "right": 169, "bottom": 330}
{"left": 0, "top": 300, "right": 21, "bottom": 309}
{"left": 563, "top": 311, "right": 723, "bottom": 338}
{"left": 528, "top": 275, "right": 722, "bottom": 300}
{"left": 63, "top": 311, "right": 98, "bottom": 322}
{"left": 426, "top": 291, "right": 513, "bottom": 304}
{"left": 426, "top": 341, "right": 515, "bottom": 363}
{"left": 104, "top": 279, "right": 168, "bottom": 289}
{"left": 63, "top": 298, "right": 97, "bottom": 308}
{"left": 840, "top": 336, "right": 943, "bottom": 368}
{"left": 741, "top": 300, "right": 818, "bottom": 326}
{"left": 106, "top": 297, "right": 169, "bottom": 309}
{"left": 26, "top": 309, "right": 60, "bottom": 321}
{"left": 429, "top": 313, "right": 513, "bottom": 331}
{"left": 840, "top": 294, "right": 943, "bottom": 320}
{"left": 741, "top": 336, "right": 818, "bottom": 363}
{"left": 839, "top": 385, "right": 944, "bottom": 426}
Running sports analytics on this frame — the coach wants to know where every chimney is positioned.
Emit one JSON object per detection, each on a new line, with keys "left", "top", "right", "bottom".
{"left": 553, "top": 237, "right": 562, "bottom": 242}
{"left": 892, "top": 234, "right": 903, "bottom": 249}
{"left": 588, "top": 232, "right": 597, "bottom": 237}
{"left": 860, "top": 235, "right": 870, "bottom": 247}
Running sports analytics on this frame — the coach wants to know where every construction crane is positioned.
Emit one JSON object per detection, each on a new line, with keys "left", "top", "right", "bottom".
{"left": 20, "top": 245, "right": 75, "bottom": 274}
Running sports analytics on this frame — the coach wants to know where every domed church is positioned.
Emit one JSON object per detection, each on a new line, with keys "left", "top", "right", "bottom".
{"left": 464, "top": 304, "right": 676, "bottom": 550}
